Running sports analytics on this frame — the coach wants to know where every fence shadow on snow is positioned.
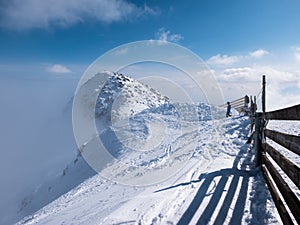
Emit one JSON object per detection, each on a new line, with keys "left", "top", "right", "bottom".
{"left": 155, "top": 138, "right": 272, "bottom": 225}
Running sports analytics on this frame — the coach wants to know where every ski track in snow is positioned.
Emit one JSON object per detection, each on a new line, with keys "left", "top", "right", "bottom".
{"left": 15, "top": 72, "right": 285, "bottom": 225}
{"left": 17, "top": 117, "right": 281, "bottom": 225}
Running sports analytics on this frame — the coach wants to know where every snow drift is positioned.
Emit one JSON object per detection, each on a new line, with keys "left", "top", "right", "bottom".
{"left": 14, "top": 72, "right": 282, "bottom": 225}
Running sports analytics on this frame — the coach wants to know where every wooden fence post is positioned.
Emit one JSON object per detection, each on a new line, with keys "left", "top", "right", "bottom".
{"left": 262, "top": 75, "right": 266, "bottom": 113}
{"left": 255, "top": 113, "right": 263, "bottom": 167}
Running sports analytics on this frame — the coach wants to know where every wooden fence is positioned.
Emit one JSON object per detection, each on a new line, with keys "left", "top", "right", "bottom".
{"left": 220, "top": 96, "right": 246, "bottom": 113}
{"left": 254, "top": 78, "right": 300, "bottom": 224}
{"left": 229, "top": 97, "right": 245, "bottom": 112}
{"left": 220, "top": 95, "right": 257, "bottom": 115}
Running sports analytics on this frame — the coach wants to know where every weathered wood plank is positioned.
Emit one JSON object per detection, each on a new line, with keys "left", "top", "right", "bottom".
{"left": 255, "top": 116, "right": 263, "bottom": 167}
{"left": 231, "top": 99, "right": 244, "bottom": 104}
{"left": 261, "top": 164, "right": 294, "bottom": 225}
{"left": 265, "top": 129, "right": 300, "bottom": 156}
{"left": 230, "top": 97, "right": 244, "bottom": 104}
{"left": 262, "top": 143, "right": 300, "bottom": 189}
{"left": 219, "top": 97, "right": 244, "bottom": 107}
{"left": 231, "top": 102, "right": 244, "bottom": 108}
{"left": 263, "top": 104, "right": 300, "bottom": 120}
{"left": 262, "top": 153, "right": 300, "bottom": 224}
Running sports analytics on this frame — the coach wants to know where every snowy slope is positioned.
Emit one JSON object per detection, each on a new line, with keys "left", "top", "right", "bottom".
{"left": 14, "top": 71, "right": 176, "bottom": 222}
{"left": 16, "top": 72, "right": 282, "bottom": 225}
{"left": 17, "top": 116, "right": 281, "bottom": 225}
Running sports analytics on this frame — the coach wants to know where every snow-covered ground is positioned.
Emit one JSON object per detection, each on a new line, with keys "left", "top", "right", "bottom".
{"left": 13, "top": 72, "right": 285, "bottom": 225}
{"left": 16, "top": 116, "right": 281, "bottom": 225}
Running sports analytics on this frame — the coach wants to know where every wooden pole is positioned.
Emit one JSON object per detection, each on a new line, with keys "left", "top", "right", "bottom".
{"left": 255, "top": 113, "right": 262, "bottom": 167}
{"left": 262, "top": 75, "right": 266, "bottom": 113}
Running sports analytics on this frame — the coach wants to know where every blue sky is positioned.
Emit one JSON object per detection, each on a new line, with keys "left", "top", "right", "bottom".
{"left": 1, "top": 0, "right": 300, "bottom": 61}
{"left": 0, "top": 0, "right": 300, "bottom": 109}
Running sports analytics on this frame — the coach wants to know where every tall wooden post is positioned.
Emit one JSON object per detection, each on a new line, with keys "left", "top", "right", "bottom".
{"left": 256, "top": 75, "right": 266, "bottom": 167}
{"left": 262, "top": 75, "right": 266, "bottom": 113}
{"left": 255, "top": 113, "right": 262, "bottom": 167}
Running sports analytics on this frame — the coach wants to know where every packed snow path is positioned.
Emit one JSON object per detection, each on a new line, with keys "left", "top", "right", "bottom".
{"left": 17, "top": 116, "right": 280, "bottom": 225}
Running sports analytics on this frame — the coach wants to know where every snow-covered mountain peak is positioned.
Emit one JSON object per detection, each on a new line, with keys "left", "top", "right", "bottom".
{"left": 79, "top": 72, "right": 228, "bottom": 186}
{"left": 94, "top": 72, "right": 170, "bottom": 123}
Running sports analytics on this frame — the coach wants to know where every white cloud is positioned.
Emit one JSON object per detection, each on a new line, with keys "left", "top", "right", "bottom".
{"left": 207, "top": 48, "right": 300, "bottom": 110}
{"left": 219, "top": 65, "right": 298, "bottom": 85}
{"left": 156, "top": 28, "right": 184, "bottom": 43}
{"left": 114, "top": 47, "right": 129, "bottom": 56}
{"left": 214, "top": 65, "right": 300, "bottom": 110}
{"left": 206, "top": 54, "right": 241, "bottom": 65}
{"left": 207, "top": 49, "right": 270, "bottom": 66}
{"left": 249, "top": 49, "right": 269, "bottom": 58}
{"left": 294, "top": 47, "right": 300, "bottom": 62}
{"left": 222, "top": 67, "right": 255, "bottom": 81}
{"left": 0, "top": 0, "right": 157, "bottom": 31}
{"left": 48, "top": 64, "right": 72, "bottom": 73}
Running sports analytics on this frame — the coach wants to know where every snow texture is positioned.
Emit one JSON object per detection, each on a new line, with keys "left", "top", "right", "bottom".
{"left": 13, "top": 72, "right": 286, "bottom": 225}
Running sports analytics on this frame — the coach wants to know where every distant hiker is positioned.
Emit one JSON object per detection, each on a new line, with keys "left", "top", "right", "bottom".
{"left": 226, "top": 102, "right": 231, "bottom": 117}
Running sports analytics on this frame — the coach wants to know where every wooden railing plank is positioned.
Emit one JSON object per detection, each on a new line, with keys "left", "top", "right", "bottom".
{"left": 263, "top": 104, "right": 300, "bottom": 120}
{"left": 230, "top": 97, "right": 244, "bottom": 104}
{"left": 265, "top": 129, "right": 300, "bottom": 156}
{"left": 261, "top": 164, "right": 294, "bottom": 225}
{"left": 219, "top": 97, "right": 244, "bottom": 108}
{"left": 262, "top": 153, "right": 300, "bottom": 224}
{"left": 256, "top": 77, "right": 300, "bottom": 223}
{"left": 262, "top": 143, "right": 300, "bottom": 189}
{"left": 231, "top": 102, "right": 244, "bottom": 108}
